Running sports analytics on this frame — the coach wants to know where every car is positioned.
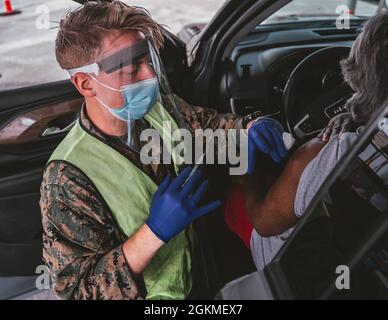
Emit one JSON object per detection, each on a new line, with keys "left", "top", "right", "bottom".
{"left": 218, "top": 104, "right": 388, "bottom": 299}
{"left": 0, "top": 0, "right": 387, "bottom": 300}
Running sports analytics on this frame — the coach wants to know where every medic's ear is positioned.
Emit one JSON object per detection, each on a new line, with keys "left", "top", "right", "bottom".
{"left": 71, "top": 73, "right": 96, "bottom": 98}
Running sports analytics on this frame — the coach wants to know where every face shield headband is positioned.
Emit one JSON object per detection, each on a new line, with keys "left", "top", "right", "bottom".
{"left": 67, "top": 38, "right": 150, "bottom": 77}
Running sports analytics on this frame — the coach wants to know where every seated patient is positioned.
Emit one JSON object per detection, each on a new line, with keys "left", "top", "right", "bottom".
{"left": 224, "top": 12, "right": 388, "bottom": 270}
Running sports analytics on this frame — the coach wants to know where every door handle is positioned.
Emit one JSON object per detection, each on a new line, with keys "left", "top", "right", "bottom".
{"left": 41, "top": 119, "right": 77, "bottom": 137}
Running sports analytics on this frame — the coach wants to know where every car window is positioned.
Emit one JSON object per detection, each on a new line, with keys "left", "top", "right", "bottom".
{"left": 0, "top": 0, "right": 225, "bottom": 92}
{"left": 269, "top": 109, "right": 388, "bottom": 299}
{"left": 262, "top": 0, "right": 379, "bottom": 25}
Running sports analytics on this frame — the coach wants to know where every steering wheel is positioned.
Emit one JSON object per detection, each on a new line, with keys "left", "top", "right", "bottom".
{"left": 283, "top": 46, "right": 353, "bottom": 143}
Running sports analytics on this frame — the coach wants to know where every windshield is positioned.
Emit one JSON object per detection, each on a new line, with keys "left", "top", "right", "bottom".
{"left": 262, "top": 0, "right": 380, "bottom": 25}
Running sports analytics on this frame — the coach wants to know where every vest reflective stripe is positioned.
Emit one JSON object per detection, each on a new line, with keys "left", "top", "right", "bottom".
{"left": 48, "top": 104, "right": 192, "bottom": 299}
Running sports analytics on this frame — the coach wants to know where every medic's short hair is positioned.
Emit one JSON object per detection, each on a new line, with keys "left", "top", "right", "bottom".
{"left": 55, "top": 0, "right": 164, "bottom": 71}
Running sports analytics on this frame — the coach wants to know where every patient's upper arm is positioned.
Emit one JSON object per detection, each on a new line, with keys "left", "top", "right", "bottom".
{"left": 245, "top": 138, "right": 326, "bottom": 237}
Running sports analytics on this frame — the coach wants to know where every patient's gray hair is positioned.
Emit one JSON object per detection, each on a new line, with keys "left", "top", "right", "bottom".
{"left": 341, "top": 12, "right": 388, "bottom": 123}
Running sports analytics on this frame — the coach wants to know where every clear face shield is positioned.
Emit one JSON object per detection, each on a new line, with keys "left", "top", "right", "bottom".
{"left": 67, "top": 37, "right": 186, "bottom": 164}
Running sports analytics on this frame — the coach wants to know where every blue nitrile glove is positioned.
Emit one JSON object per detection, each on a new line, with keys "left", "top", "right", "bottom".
{"left": 247, "top": 118, "right": 287, "bottom": 175}
{"left": 146, "top": 166, "right": 222, "bottom": 243}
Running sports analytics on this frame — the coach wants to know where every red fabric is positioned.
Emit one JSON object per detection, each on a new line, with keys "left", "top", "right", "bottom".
{"left": 223, "top": 184, "right": 254, "bottom": 250}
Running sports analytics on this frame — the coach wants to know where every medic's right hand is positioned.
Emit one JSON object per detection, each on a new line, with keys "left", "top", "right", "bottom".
{"left": 146, "top": 166, "right": 222, "bottom": 243}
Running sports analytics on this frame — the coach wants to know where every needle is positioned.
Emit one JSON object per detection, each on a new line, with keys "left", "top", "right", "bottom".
{"left": 182, "top": 138, "right": 211, "bottom": 187}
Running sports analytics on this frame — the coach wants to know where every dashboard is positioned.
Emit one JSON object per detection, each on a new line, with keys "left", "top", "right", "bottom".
{"left": 220, "top": 25, "right": 361, "bottom": 120}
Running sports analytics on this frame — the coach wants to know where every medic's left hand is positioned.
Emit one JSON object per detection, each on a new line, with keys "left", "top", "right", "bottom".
{"left": 146, "top": 167, "right": 222, "bottom": 243}
{"left": 247, "top": 118, "right": 287, "bottom": 175}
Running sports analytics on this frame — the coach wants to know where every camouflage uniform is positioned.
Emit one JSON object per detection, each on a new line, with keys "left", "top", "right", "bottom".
{"left": 40, "top": 94, "right": 249, "bottom": 300}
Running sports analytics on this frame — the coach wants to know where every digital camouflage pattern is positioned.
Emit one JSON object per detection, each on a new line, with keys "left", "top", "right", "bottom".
{"left": 40, "top": 161, "right": 145, "bottom": 299}
{"left": 40, "top": 94, "right": 249, "bottom": 300}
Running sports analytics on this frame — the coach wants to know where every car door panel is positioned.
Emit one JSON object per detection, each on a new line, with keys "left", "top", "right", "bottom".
{"left": 0, "top": 80, "right": 82, "bottom": 281}
{"left": 0, "top": 100, "right": 80, "bottom": 145}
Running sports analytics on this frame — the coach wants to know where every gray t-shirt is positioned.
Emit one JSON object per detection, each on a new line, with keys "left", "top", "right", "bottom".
{"left": 250, "top": 132, "right": 358, "bottom": 270}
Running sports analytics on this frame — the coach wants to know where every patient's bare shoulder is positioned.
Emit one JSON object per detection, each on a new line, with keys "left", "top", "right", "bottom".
{"left": 246, "top": 137, "right": 327, "bottom": 237}
{"left": 290, "top": 137, "right": 326, "bottom": 168}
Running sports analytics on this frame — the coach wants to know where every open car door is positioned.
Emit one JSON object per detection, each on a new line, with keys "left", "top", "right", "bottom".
{"left": 0, "top": 29, "right": 189, "bottom": 301}
{"left": 0, "top": 81, "right": 82, "bottom": 299}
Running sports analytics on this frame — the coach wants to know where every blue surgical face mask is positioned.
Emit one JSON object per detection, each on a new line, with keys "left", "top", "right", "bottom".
{"left": 91, "top": 76, "right": 160, "bottom": 120}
